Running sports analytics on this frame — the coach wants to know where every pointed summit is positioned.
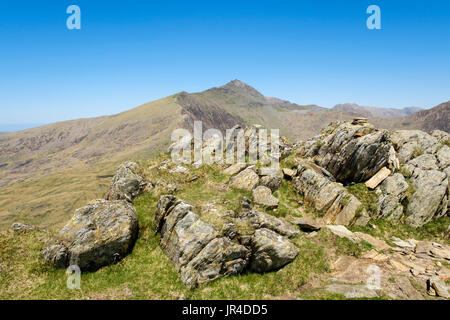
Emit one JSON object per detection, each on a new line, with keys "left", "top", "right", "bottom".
{"left": 219, "top": 79, "right": 265, "bottom": 101}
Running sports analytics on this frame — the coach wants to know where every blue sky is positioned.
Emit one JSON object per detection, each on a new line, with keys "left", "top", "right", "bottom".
{"left": 0, "top": 0, "right": 449, "bottom": 131}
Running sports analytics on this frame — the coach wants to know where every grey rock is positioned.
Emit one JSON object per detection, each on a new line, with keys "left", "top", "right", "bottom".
{"left": 255, "top": 210, "right": 300, "bottom": 238}
{"left": 428, "top": 276, "right": 449, "bottom": 299}
{"left": 299, "top": 122, "right": 396, "bottom": 183}
{"left": 230, "top": 168, "right": 259, "bottom": 191}
{"left": 252, "top": 186, "right": 279, "bottom": 209}
{"left": 293, "top": 166, "right": 369, "bottom": 226}
{"left": 42, "top": 244, "right": 69, "bottom": 269}
{"left": 223, "top": 163, "right": 247, "bottom": 175}
{"left": 250, "top": 228, "right": 299, "bottom": 273}
{"left": 436, "top": 145, "right": 450, "bottom": 169}
{"left": 376, "top": 173, "right": 409, "bottom": 219}
{"left": 11, "top": 222, "right": 36, "bottom": 233}
{"left": 106, "top": 162, "right": 145, "bottom": 202}
{"left": 181, "top": 237, "right": 249, "bottom": 288}
{"left": 260, "top": 175, "right": 280, "bottom": 189}
{"left": 406, "top": 168, "right": 447, "bottom": 227}
{"left": 43, "top": 199, "right": 139, "bottom": 271}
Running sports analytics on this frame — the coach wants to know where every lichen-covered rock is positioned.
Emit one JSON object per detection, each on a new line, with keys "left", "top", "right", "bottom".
{"left": 106, "top": 162, "right": 146, "bottom": 202}
{"left": 405, "top": 168, "right": 448, "bottom": 227}
{"left": 249, "top": 228, "right": 299, "bottom": 273}
{"left": 252, "top": 186, "right": 279, "bottom": 209}
{"left": 155, "top": 196, "right": 300, "bottom": 287}
{"left": 391, "top": 130, "right": 440, "bottom": 163}
{"left": 293, "top": 164, "right": 369, "bottom": 226}
{"left": 161, "top": 211, "right": 219, "bottom": 270}
{"left": 297, "top": 122, "right": 397, "bottom": 183}
{"left": 43, "top": 199, "right": 139, "bottom": 271}
{"left": 42, "top": 244, "right": 69, "bottom": 269}
{"left": 181, "top": 237, "right": 249, "bottom": 288}
{"left": 376, "top": 173, "right": 409, "bottom": 219}
{"left": 230, "top": 167, "right": 259, "bottom": 191}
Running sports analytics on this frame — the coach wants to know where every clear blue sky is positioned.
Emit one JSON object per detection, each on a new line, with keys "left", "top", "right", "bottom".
{"left": 0, "top": 0, "right": 449, "bottom": 131}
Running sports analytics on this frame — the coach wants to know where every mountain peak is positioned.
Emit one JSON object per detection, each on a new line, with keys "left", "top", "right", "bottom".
{"left": 219, "top": 79, "right": 265, "bottom": 100}
{"left": 226, "top": 79, "right": 250, "bottom": 88}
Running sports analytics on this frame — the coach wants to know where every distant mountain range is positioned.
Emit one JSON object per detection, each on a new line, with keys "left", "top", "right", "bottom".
{"left": 0, "top": 80, "right": 448, "bottom": 230}
{"left": 332, "top": 103, "right": 422, "bottom": 118}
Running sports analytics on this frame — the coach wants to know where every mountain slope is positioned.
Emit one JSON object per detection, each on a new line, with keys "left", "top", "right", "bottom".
{"left": 370, "top": 101, "right": 450, "bottom": 133}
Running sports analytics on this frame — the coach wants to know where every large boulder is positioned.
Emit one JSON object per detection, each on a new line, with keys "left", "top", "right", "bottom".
{"left": 297, "top": 122, "right": 397, "bottom": 183}
{"left": 43, "top": 199, "right": 139, "bottom": 271}
{"left": 249, "top": 228, "right": 299, "bottom": 273}
{"left": 106, "top": 162, "right": 146, "bottom": 202}
{"left": 181, "top": 237, "right": 249, "bottom": 288}
{"left": 293, "top": 164, "right": 370, "bottom": 226}
{"left": 230, "top": 167, "right": 259, "bottom": 191}
{"left": 252, "top": 186, "right": 279, "bottom": 209}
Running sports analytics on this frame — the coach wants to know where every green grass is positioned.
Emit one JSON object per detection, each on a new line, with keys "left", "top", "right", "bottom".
{"left": 317, "top": 228, "right": 372, "bottom": 258}
{"left": 272, "top": 180, "right": 304, "bottom": 218}
{"left": 346, "top": 183, "right": 379, "bottom": 216}
{"left": 0, "top": 191, "right": 333, "bottom": 300}
{"left": 350, "top": 216, "right": 450, "bottom": 245}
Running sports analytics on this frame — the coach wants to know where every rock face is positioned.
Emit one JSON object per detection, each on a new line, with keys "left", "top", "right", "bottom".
{"left": 106, "top": 162, "right": 146, "bottom": 202}
{"left": 154, "top": 195, "right": 299, "bottom": 288}
{"left": 293, "top": 163, "right": 370, "bottom": 226}
{"left": 296, "top": 121, "right": 398, "bottom": 184}
{"left": 250, "top": 228, "right": 299, "bottom": 273}
{"left": 43, "top": 199, "right": 139, "bottom": 271}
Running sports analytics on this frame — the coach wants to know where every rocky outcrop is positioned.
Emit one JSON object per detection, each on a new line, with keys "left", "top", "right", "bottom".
{"left": 296, "top": 121, "right": 398, "bottom": 183}
{"left": 294, "top": 120, "right": 449, "bottom": 228}
{"left": 293, "top": 163, "right": 370, "bottom": 226}
{"left": 43, "top": 199, "right": 139, "bottom": 271}
{"left": 106, "top": 162, "right": 148, "bottom": 202}
{"left": 154, "top": 195, "right": 300, "bottom": 288}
